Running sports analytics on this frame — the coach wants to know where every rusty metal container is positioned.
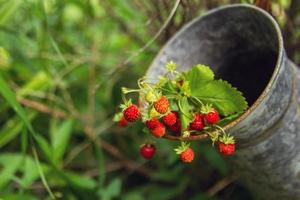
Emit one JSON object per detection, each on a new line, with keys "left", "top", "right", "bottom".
{"left": 146, "top": 4, "right": 300, "bottom": 200}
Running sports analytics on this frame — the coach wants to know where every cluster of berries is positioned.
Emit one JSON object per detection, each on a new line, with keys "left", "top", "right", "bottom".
{"left": 114, "top": 62, "right": 236, "bottom": 163}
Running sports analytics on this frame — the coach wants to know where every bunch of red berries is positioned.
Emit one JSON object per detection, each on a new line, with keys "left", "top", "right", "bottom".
{"left": 114, "top": 62, "right": 242, "bottom": 163}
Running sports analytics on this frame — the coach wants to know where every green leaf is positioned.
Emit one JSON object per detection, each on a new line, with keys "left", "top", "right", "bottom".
{"left": 17, "top": 71, "right": 52, "bottom": 97}
{"left": 34, "top": 134, "right": 53, "bottom": 161}
{"left": 19, "top": 155, "right": 49, "bottom": 188}
{"left": 51, "top": 119, "right": 74, "bottom": 164}
{"left": 0, "top": 153, "right": 49, "bottom": 190}
{"left": 178, "top": 97, "right": 193, "bottom": 132}
{"left": 0, "top": 74, "right": 34, "bottom": 133}
{"left": 123, "top": 192, "right": 144, "bottom": 200}
{"left": 1, "top": 194, "right": 38, "bottom": 200}
{"left": 217, "top": 112, "right": 242, "bottom": 126}
{"left": 185, "top": 64, "right": 214, "bottom": 92}
{"left": 0, "top": 112, "right": 36, "bottom": 148}
{"left": 0, "top": 74, "right": 55, "bottom": 198}
{"left": 160, "top": 80, "right": 177, "bottom": 96}
{"left": 63, "top": 171, "right": 97, "bottom": 190}
{"left": 0, "top": 153, "right": 23, "bottom": 190}
{"left": 0, "top": 0, "right": 22, "bottom": 25}
{"left": 191, "top": 80, "right": 248, "bottom": 116}
{"left": 98, "top": 178, "right": 122, "bottom": 200}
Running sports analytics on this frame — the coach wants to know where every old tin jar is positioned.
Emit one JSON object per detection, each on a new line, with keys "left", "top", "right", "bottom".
{"left": 147, "top": 4, "right": 300, "bottom": 199}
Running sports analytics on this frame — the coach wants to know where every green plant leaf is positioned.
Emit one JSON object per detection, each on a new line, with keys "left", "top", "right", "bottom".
{"left": 0, "top": 74, "right": 54, "bottom": 198}
{"left": 123, "top": 192, "right": 144, "bottom": 200}
{"left": 19, "top": 155, "right": 49, "bottom": 188}
{"left": 178, "top": 97, "right": 193, "bottom": 132}
{"left": 0, "top": 112, "right": 36, "bottom": 148}
{"left": 3, "top": 153, "right": 50, "bottom": 189}
{"left": 185, "top": 64, "right": 214, "bottom": 92}
{"left": 0, "top": 153, "right": 23, "bottom": 190}
{"left": 0, "top": 0, "right": 22, "bottom": 25}
{"left": 17, "top": 71, "right": 52, "bottom": 97}
{"left": 160, "top": 80, "right": 177, "bottom": 96}
{"left": 51, "top": 119, "right": 74, "bottom": 164}
{"left": 1, "top": 194, "right": 38, "bottom": 200}
{"left": 217, "top": 112, "right": 242, "bottom": 126}
{"left": 191, "top": 80, "right": 248, "bottom": 116}
{"left": 62, "top": 171, "right": 97, "bottom": 190}
{"left": 98, "top": 178, "right": 122, "bottom": 200}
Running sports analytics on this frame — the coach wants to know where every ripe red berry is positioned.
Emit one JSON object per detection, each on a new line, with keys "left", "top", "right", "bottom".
{"left": 218, "top": 142, "right": 235, "bottom": 156}
{"left": 140, "top": 144, "right": 156, "bottom": 160}
{"left": 169, "top": 120, "right": 181, "bottom": 135}
{"left": 123, "top": 104, "right": 140, "bottom": 122}
{"left": 162, "top": 111, "right": 177, "bottom": 127}
{"left": 145, "top": 118, "right": 160, "bottom": 130}
{"left": 189, "top": 113, "right": 204, "bottom": 131}
{"left": 180, "top": 148, "right": 194, "bottom": 163}
{"left": 118, "top": 117, "right": 128, "bottom": 127}
{"left": 151, "top": 123, "right": 165, "bottom": 138}
{"left": 204, "top": 109, "right": 219, "bottom": 125}
{"left": 154, "top": 96, "right": 169, "bottom": 114}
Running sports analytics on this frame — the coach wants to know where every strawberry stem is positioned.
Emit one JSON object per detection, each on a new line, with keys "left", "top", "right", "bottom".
{"left": 178, "top": 100, "right": 193, "bottom": 120}
{"left": 215, "top": 125, "right": 226, "bottom": 135}
{"left": 192, "top": 96, "right": 204, "bottom": 106}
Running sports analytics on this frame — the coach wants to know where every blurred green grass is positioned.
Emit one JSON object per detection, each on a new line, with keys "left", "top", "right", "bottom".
{"left": 0, "top": 0, "right": 298, "bottom": 199}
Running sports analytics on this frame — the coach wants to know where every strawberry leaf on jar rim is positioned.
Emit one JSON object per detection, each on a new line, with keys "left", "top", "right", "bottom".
{"left": 191, "top": 79, "right": 248, "bottom": 116}
{"left": 217, "top": 112, "right": 243, "bottom": 126}
{"left": 184, "top": 64, "right": 214, "bottom": 92}
{"left": 182, "top": 64, "right": 248, "bottom": 116}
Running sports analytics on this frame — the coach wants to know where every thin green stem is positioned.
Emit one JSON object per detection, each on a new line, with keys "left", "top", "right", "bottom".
{"left": 137, "top": 78, "right": 144, "bottom": 89}
{"left": 32, "top": 145, "right": 56, "bottom": 199}
{"left": 192, "top": 96, "right": 204, "bottom": 106}
{"left": 160, "top": 87, "right": 177, "bottom": 94}
{"left": 121, "top": 93, "right": 127, "bottom": 104}
{"left": 178, "top": 100, "right": 193, "bottom": 120}
{"left": 123, "top": 89, "right": 141, "bottom": 94}
{"left": 215, "top": 125, "right": 226, "bottom": 135}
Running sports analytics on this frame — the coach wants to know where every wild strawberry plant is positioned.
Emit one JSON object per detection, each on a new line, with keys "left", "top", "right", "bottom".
{"left": 114, "top": 61, "right": 248, "bottom": 163}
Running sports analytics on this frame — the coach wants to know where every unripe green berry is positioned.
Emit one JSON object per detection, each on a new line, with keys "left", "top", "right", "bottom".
{"left": 149, "top": 107, "right": 161, "bottom": 118}
{"left": 145, "top": 91, "right": 157, "bottom": 103}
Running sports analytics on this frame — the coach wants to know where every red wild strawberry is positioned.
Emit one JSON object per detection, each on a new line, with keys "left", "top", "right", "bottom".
{"left": 154, "top": 96, "right": 169, "bottom": 114}
{"left": 175, "top": 142, "right": 194, "bottom": 163}
{"left": 145, "top": 118, "right": 160, "bottom": 130}
{"left": 123, "top": 104, "right": 140, "bottom": 122}
{"left": 140, "top": 144, "right": 156, "bottom": 160}
{"left": 150, "top": 123, "right": 165, "bottom": 138}
{"left": 204, "top": 109, "right": 219, "bottom": 125}
{"left": 169, "top": 120, "right": 181, "bottom": 135}
{"left": 118, "top": 117, "right": 128, "bottom": 127}
{"left": 163, "top": 111, "right": 177, "bottom": 127}
{"left": 218, "top": 134, "right": 235, "bottom": 156}
{"left": 189, "top": 113, "right": 204, "bottom": 131}
{"left": 218, "top": 142, "right": 235, "bottom": 156}
{"left": 180, "top": 148, "right": 194, "bottom": 163}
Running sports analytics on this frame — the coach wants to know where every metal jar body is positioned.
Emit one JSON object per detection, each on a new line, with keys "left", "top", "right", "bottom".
{"left": 147, "top": 4, "right": 300, "bottom": 200}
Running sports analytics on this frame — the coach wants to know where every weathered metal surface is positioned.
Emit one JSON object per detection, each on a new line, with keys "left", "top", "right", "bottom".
{"left": 146, "top": 4, "right": 300, "bottom": 200}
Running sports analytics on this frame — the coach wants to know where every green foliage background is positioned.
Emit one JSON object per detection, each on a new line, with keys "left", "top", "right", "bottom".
{"left": 0, "top": 0, "right": 298, "bottom": 199}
